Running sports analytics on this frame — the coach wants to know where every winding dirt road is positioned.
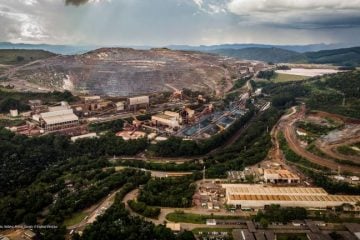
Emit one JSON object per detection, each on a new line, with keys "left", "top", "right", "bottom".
{"left": 281, "top": 106, "right": 360, "bottom": 174}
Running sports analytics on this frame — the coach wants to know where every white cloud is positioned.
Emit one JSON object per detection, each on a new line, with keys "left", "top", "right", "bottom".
{"left": 192, "top": 0, "right": 227, "bottom": 14}
{"left": 24, "top": 0, "right": 38, "bottom": 6}
{"left": 193, "top": 0, "right": 203, "bottom": 8}
{"left": 227, "top": 0, "right": 360, "bottom": 29}
{"left": 227, "top": 0, "right": 360, "bottom": 14}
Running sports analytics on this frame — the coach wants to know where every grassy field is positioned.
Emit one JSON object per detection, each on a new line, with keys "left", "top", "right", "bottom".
{"left": 0, "top": 118, "right": 26, "bottom": 128}
{"left": 271, "top": 73, "right": 309, "bottom": 83}
{"left": 63, "top": 211, "right": 88, "bottom": 227}
{"left": 166, "top": 212, "right": 243, "bottom": 224}
{"left": 0, "top": 49, "right": 55, "bottom": 65}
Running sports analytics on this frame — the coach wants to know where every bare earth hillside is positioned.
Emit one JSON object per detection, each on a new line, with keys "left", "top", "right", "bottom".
{"left": 8, "top": 48, "right": 250, "bottom": 97}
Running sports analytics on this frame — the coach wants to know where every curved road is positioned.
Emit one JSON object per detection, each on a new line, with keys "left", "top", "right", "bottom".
{"left": 282, "top": 106, "right": 360, "bottom": 174}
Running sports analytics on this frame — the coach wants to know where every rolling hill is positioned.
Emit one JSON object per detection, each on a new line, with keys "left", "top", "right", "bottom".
{"left": 210, "top": 47, "right": 306, "bottom": 63}
{"left": 0, "top": 49, "right": 56, "bottom": 65}
{"left": 211, "top": 47, "right": 360, "bottom": 66}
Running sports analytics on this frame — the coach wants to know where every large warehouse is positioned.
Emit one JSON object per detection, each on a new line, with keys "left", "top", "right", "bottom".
{"left": 33, "top": 106, "right": 79, "bottom": 131}
{"left": 151, "top": 111, "right": 181, "bottom": 129}
{"left": 223, "top": 184, "right": 360, "bottom": 209}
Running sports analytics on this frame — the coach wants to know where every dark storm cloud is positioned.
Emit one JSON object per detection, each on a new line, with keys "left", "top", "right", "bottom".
{"left": 65, "top": 0, "right": 89, "bottom": 6}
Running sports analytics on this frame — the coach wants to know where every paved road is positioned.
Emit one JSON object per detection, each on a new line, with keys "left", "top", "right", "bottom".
{"left": 121, "top": 188, "right": 253, "bottom": 230}
{"left": 68, "top": 186, "right": 124, "bottom": 230}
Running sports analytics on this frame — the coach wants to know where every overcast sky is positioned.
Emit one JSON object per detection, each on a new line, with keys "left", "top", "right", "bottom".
{"left": 0, "top": 0, "right": 360, "bottom": 46}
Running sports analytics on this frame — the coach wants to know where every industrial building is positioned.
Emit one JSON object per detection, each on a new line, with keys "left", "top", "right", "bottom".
{"left": 151, "top": 111, "right": 181, "bottom": 129}
{"left": 127, "top": 96, "right": 149, "bottom": 111}
{"left": 223, "top": 184, "right": 360, "bottom": 209}
{"left": 33, "top": 106, "right": 79, "bottom": 132}
{"left": 263, "top": 169, "right": 300, "bottom": 184}
{"left": 116, "top": 130, "right": 146, "bottom": 140}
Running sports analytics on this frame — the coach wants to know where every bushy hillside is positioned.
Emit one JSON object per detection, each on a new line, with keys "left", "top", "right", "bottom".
{"left": 304, "top": 47, "right": 360, "bottom": 66}
{"left": 263, "top": 70, "right": 360, "bottom": 119}
{"left": 211, "top": 47, "right": 306, "bottom": 63}
{"left": 212, "top": 46, "right": 360, "bottom": 66}
{"left": 0, "top": 49, "right": 56, "bottom": 65}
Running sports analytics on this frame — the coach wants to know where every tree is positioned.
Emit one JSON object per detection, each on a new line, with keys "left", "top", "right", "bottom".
{"left": 260, "top": 217, "right": 269, "bottom": 229}
{"left": 177, "top": 231, "right": 196, "bottom": 240}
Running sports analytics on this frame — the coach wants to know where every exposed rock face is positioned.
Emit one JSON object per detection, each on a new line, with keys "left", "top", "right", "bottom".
{"left": 12, "top": 48, "right": 248, "bottom": 96}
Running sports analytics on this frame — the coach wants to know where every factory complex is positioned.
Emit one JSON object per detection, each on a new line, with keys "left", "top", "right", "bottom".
{"left": 223, "top": 184, "right": 360, "bottom": 209}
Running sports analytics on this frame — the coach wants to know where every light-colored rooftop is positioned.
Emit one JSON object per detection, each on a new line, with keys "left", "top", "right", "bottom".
{"left": 222, "top": 184, "right": 327, "bottom": 196}
{"left": 40, "top": 108, "right": 78, "bottom": 125}
{"left": 228, "top": 194, "right": 360, "bottom": 202}
{"left": 264, "top": 169, "right": 300, "bottom": 180}
{"left": 42, "top": 113, "right": 79, "bottom": 125}
{"left": 152, "top": 114, "right": 175, "bottom": 120}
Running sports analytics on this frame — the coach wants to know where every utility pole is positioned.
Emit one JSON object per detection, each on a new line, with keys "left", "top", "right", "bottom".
{"left": 203, "top": 166, "right": 206, "bottom": 182}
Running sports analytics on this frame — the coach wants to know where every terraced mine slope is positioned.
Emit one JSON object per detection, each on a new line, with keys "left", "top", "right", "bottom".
{"left": 8, "top": 48, "right": 248, "bottom": 96}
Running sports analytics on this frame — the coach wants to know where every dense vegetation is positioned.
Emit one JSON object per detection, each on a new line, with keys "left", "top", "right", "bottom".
{"left": 89, "top": 119, "right": 124, "bottom": 133}
{"left": 79, "top": 203, "right": 195, "bottom": 240}
{"left": 298, "top": 167, "right": 360, "bottom": 195}
{"left": 115, "top": 159, "right": 203, "bottom": 172}
{"left": 212, "top": 46, "right": 360, "bottom": 66}
{"left": 304, "top": 47, "right": 360, "bottom": 67}
{"left": 204, "top": 107, "right": 283, "bottom": 178}
{"left": 0, "top": 49, "right": 55, "bottom": 65}
{"left": 337, "top": 145, "right": 359, "bottom": 156}
{"left": 296, "top": 121, "right": 337, "bottom": 136}
{"left": 0, "top": 90, "right": 77, "bottom": 113}
{"left": 263, "top": 70, "right": 360, "bottom": 119}
{"left": 230, "top": 76, "right": 252, "bottom": 90}
{"left": 254, "top": 205, "right": 307, "bottom": 224}
{"left": 306, "top": 71, "right": 360, "bottom": 119}
{"left": 257, "top": 70, "right": 275, "bottom": 80}
{"left": 128, "top": 200, "right": 161, "bottom": 218}
{"left": 138, "top": 176, "right": 197, "bottom": 208}
{"left": 150, "top": 109, "right": 254, "bottom": 157}
{"left": 0, "top": 128, "right": 147, "bottom": 197}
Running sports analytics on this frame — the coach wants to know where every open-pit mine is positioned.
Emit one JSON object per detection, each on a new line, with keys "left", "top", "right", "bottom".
{"left": 6, "top": 48, "right": 262, "bottom": 97}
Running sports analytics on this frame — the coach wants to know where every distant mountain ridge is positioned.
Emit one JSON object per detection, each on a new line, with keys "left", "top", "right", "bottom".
{"left": 1, "top": 42, "right": 359, "bottom": 66}
{"left": 211, "top": 46, "right": 360, "bottom": 66}
{"left": 0, "top": 42, "right": 354, "bottom": 55}
{"left": 167, "top": 43, "right": 346, "bottom": 53}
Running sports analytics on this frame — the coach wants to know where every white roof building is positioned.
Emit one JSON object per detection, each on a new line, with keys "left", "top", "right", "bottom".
{"left": 223, "top": 184, "right": 360, "bottom": 208}
{"left": 41, "top": 109, "right": 78, "bottom": 125}
{"left": 39, "top": 108, "right": 79, "bottom": 131}
{"left": 128, "top": 96, "right": 149, "bottom": 106}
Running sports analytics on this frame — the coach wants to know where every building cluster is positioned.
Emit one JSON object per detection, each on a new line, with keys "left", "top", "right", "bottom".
{"left": 227, "top": 163, "right": 301, "bottom": 185}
